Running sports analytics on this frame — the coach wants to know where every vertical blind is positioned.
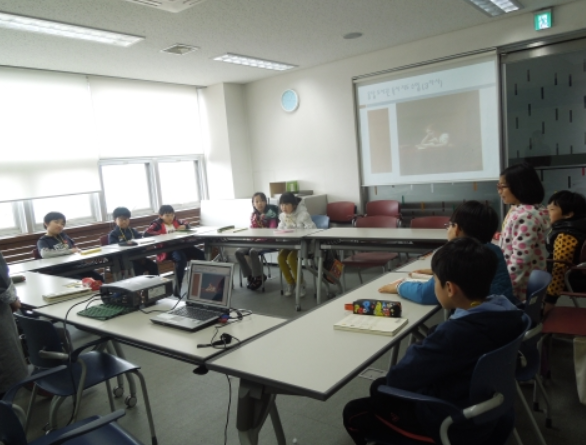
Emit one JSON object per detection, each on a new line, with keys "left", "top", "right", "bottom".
{"left": 0, "top": 67, "right": 100, "bottom": 201}
{"left": 88, "top": 76, "right": 203, "bottom": 158}
{"left": 0, "top": 67, "right": 204, "bottom": 202}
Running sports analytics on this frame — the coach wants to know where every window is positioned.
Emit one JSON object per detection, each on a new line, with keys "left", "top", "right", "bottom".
{"left": 31, "top": 194, "right": 96, "bottom": 231}
{"left": 101, "top": 163, "right": 153, "bottom": 216}
{"left": 158, "top": 160, "right": 201, "bottom": 209}
{"left": 0, "top": 202, "right": 20, "bottom": 236}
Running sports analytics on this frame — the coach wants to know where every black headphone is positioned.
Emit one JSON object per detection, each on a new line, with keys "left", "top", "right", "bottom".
{"left": 197, "top": 333, "right": 233, "bottom": 348}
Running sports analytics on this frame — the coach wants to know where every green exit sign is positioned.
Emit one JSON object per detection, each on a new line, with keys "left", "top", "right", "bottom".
{"left": 534, "top": 9, "right": 552, "bottom": 31}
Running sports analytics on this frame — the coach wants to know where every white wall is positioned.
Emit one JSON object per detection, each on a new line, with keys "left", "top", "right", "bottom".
{"left": 243, "top": 1, "right": 586, "bottom": 206}
{"left": 200, "top": 83, "right": 254, "bottom": 199}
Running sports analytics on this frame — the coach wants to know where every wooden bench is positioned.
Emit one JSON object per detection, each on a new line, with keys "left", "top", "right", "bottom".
{"left": 0, "top": 208, "right": 201, "bottom": 281}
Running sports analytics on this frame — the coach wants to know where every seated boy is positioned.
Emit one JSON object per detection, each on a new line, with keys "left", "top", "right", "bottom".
{"left": 343, "top": 237, "right": 525, "bottom": 445}
{"left": 378, "top": 200, "right": 517, "bottom": 305}
{"left": 545, "top": 190, "right": 586, "bottom": 314}
{"left": 108, "top": 207, "right": 159, "bottom": 277}
{"left": 143, "top": 205, "right": 205, "bottom": 296}
{"left": 37, "top": 212, "right": 103, "bottom": 281}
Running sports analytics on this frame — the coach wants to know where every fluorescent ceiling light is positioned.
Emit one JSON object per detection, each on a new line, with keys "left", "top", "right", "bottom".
{"left": 213, "top": 53, "right": 296, "bottom": 71}
{"left": 464, "top": 0, "right": 523, "bottom": 17}
{"left": 0, "top": 11, "right": 144, "bottom": 47}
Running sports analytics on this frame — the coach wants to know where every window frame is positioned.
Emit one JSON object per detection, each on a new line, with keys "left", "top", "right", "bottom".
{"left": 29, "top": 193, "right": 101, "bottom": 233}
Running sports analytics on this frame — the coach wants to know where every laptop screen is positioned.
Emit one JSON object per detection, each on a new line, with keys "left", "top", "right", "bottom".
{"left": 186, "top": 261, "right": 232, "bottom": 308}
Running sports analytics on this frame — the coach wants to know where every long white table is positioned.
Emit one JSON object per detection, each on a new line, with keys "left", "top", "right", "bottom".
{"left": 393, "top": 251, "right": 434, "bottom": 273}
{"left": 34, "top": 297, "right": 286, "bottom": 365}
{"left": 12, "top": 272, "right": 87, "bottom": 309}
{"left": 307, "top": 228, "right": 446, "bottom": 303}
{"left": 206, "top": 271, "right": 441, "bottom": 445}
{"left": 206, "top": 228, "right": 325, "bottom": 311}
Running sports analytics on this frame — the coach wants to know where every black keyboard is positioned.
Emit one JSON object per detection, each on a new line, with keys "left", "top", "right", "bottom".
{"left": 170, "top": 306, "right": 220, "bottom": 321}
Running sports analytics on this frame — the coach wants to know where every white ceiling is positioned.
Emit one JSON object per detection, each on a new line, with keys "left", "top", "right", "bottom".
{"left": 0, "top": 0, "right": 578, "bottom": 86}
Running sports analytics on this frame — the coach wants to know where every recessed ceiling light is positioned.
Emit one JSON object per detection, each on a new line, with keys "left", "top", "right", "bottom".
{"left": 0, "top": 11, "right": 144, "bottom": 47}
{"left": 343, "top": 32, "right": 363, "bottom": 40}
{"left": 213, "top": 53, "right": 296, "bottom": 71}
{"left": 161, "top": 44, "right": 199, "bottom": 55}
{"left": 464, "top": 0, "right": 523, "bottom": 17}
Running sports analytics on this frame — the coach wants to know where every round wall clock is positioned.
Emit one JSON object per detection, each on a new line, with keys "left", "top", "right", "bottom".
{"left": 281, "top": 89, "right": 299, "bottom": 112}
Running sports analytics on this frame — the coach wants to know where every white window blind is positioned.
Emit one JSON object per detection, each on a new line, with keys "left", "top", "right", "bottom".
{"left": 0, "top": 67, "right": 100, "bottom": 202}
{"left": 88, "top": 77, "right": 203, "bottom": 158}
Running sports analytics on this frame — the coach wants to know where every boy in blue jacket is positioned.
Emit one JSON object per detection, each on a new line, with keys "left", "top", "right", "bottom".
{"left": 343, "top": 237, "right": 525, "bottom": 445}
{"left": 378, "top": 200, "right": 517, "bottom": 305}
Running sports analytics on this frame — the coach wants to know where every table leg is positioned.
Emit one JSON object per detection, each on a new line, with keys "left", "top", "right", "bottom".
{"left": 316, "top": 247, "right": 324, "bottom": 305}
{"left": 294, "top": 242, "right": 306, "bottom": 312}
{"left": 237, "top": 380, "right": 286, "bottom": 445}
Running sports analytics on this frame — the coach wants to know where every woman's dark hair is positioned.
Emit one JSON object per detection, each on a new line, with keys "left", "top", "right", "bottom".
{"left": 158, "top": 205, "right": 175, "bottom": 215}
{"left": 43, "top": 211, "right": 66, "bottom": 227}
{"left": 450, "top": 201, "right": 498, "bottom": 244}
{"left": 431, "top": 237, "right": 497, "bottom": 301}
{"left": 548, "top": 190, "right": 586, "bottom": 219}
{"left": 252, "top": 192, "right": 268, "bottom": 214}
{"left": 500, "top": 162, "right": 544, "bottom": 204}
{"left": 279, "top": 192, "right": 301, "bottom": 207}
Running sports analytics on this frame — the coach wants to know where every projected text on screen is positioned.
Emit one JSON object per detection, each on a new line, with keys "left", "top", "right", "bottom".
{"left": 357, "top": 58, "right": 500, "bottom": 186}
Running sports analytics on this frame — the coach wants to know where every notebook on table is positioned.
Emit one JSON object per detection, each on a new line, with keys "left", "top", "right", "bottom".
{"left": 150, "top": 261, "right": 233, "bottom": 332}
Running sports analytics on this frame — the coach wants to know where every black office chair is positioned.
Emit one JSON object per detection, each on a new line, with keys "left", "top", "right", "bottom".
{"left": 15, "top": 314, "right": 157, "bottom": 444}
{"left": 1, "top": 366, "right": 146, "bottom": 445}
{"left": 366, "top": 315, "right": 530, "bottom": 445}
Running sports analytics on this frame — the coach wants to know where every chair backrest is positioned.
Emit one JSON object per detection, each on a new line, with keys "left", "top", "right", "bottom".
{"left": 311, "top": 214, "right": 330, "bottom": 229}
{"left": 355, "top": 215, "right": 399, "bottom": 228}
{"left": 410, "top": 216, "right": 450, "bottom": 229}
{"left": 14, "top": 314, "right": 67, "bottom": 369}
{"left": 32, "top": 248, "right": 41, "bottom": 260}
{"left": 365, "top": 200, "right": 400, "bottom": 217}
{"left": 468, "top": 314, "right": 530, "bottom": 424}
{"left": 326, "top": 201, "right": 356, "bottom": 223}
{"left": 99, "top": 234, "right": 109, "bottom": 246}
{"left": 524, "top": 270, "right": 552, "bottom": 326}
{"left": 0, "top": 401, "right": 27, "bottom": 445}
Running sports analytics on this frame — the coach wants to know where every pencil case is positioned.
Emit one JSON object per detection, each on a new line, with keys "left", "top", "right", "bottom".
{"left": 344, "top": 299, "right": 402, "bottom": 318}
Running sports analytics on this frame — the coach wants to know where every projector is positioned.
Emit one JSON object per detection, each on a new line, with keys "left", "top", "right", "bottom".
{"left": 100, "top": 275, "right": 173, "bottom": 308}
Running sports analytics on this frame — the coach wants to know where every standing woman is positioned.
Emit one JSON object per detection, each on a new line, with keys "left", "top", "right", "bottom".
{"left": 0, "top": 252, "right": 28, "bottom": 398}
{"left": 498, "top": 162, "right": 550, "bottom": 301}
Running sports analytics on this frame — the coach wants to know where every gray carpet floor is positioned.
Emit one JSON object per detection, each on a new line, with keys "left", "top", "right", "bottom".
{"left": 15, "top": 264, "right": 586, "bottom": 445}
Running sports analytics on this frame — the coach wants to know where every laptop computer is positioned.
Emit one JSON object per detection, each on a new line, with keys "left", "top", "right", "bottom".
{"left": 150, "top": 261, "right": 234, "bottom": 332}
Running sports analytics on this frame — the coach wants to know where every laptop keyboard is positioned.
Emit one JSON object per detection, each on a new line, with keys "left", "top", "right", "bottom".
{"left": 170, "top": 305, "right": 221, "bottom": 321}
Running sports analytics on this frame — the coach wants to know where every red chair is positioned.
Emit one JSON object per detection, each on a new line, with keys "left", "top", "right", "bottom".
{"left": 326, "top": 201, "right": 356, "bottom": 225}
{"left": 365, "top": 200, "right": 401, "bottom": 217}
{"left": 99, "top": 235, "right": 109, "bottom": 246}
{"left": 341, "top": 216, "right": 400, "bottom": 291}
{"left": 32, "top": 248, "right": 41, "bottom": 260}
{"left": 410, "top": 216, "right": 450, "bottom": 229}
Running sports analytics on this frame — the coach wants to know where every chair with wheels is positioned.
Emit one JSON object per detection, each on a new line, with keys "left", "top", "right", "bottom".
{"left": 366, "top": 315, "right": 530, "bottom": 445}
{"left": 14, "top": 314, "right": 157, "bottom": 444}
{"left": 341, "top": 216, "right": 400, "bottom": 291}
{"left": 1, "top": 366, "right": 146, "bottom": 445}
{"left": 410, "top": 216, "right": 451, "bottom": 229}
{"left": 515, "top": 270, "right": 552, "bottom": 445}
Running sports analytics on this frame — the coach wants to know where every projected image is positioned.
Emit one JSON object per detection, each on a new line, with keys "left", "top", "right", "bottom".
{"left": 397, "top": 91, "right": 483, "bottom": 175}
{"left": 190, "top": 273, "right": 226, "bottom": 302}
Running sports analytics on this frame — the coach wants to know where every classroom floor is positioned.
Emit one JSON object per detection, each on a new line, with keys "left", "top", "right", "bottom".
{"left": 15, "top": 265, "right": 586, "bottom": 445}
